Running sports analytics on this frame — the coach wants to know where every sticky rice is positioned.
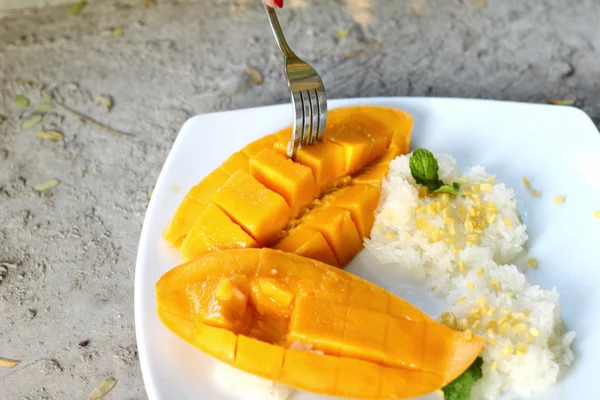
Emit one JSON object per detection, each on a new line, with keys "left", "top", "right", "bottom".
{"left": 365, "top": 153, "right": 574, "bottom": 399}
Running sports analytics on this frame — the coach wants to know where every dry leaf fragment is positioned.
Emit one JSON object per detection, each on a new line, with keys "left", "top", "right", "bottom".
{"left": 111, "top": 27, "right": 124, "bottom": 37}
{"left": 367, "top": 39, "right": 380, "bottom": 49}
{"left": 0, "top": 357, "right": 19, "bottom": 368}
{"left": 96, "top": 95, "right": 113, "bottom": 111}
{"left": 16, "top": 95, "right": 30, "bottom": 108}
{"left": 473, "top": 0, "right": 487, "bottom": 7}
{"left": 88, "top": 378, "right": 117, "bottom": 400}
{"left": 35, "top": 103, "right": 54, "bottom": 112}
{"left": 549, "top": 99, "right": 576, "bottom": 106}
{"left": 343, "top": 51, "right": 376, "bottom": 59}
{"left": 244, "top": 66, "right": 263, "bottom": 85}
{"left": 335, "top": 28, "right": 350, "bottom": 39}
{"left": 143, "top": 0, "right": 157, "bottom": 6}
{"left": 16, "top": 76, "right": 38, "bottom": 84}
{"left": 21, "top": 114, "right": 44, "bottom": 130}
{"left": 69, "top": 1, "right": 87, "bottom": 15}
{"left": 36, "top": 130, "right": 64, "bottom": 141}
{"left": 34, "top": 179, "right": 60, "bottom": 192}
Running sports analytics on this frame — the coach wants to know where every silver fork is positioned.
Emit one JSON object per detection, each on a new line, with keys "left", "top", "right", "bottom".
{"left": 263, "top": 5, "right": 328, "bottom": 160}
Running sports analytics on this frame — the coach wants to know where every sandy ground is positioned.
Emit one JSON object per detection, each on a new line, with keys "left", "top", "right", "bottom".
{"left": 0, "top": 0, "right": 599, "bottom": 399}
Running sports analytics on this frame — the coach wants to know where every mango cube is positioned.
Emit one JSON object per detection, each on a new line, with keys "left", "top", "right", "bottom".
{"left": 219, "top": 151, "right": 249, "bottom": 176}
{"left": 179, "top": 202, "right": 258, "bottom": 261}
{"left": 213, "top": 171, "right": 291, "bottom": 246}
{"left": 162, "top": 196, "right": 205, "bottom": 247}
{"left": 241, "top": 134, "right": 279, "bottom": 157}
{"left": 299, "top": 207, "right": 363, "bottom": 266}
{"left": 162, "top": 169, "right": 229, "bottom": 246}
{"left": 323, "top": 184, "right": 381, "bottom": 238}
{"left": 236, "top": 335, "right": 285, "bottom": 377}
{"left": 249, "top": 149, "right": 316, "bottom": 216}
{"left": 274, "top": 227, "right": 339, "bottom": 267}
{"left": 259, "top": 278, "right": 295, "bottom": 309}
{"left": 352, "top": 163, "right": 390, "bottom": 186}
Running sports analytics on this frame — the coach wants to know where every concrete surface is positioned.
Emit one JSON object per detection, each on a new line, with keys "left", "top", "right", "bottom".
{"left": 0, "top": 0, "right": 599, "bottom": 399}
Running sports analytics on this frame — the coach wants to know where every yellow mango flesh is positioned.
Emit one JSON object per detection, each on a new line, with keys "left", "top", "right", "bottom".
{"left": 162, "top": 169, "right": 230, "bottom": 247}
{"left": 353, "top": 163, "right": 391, "bottom": 186}
{"left": 161, "top": 196, "right": 205, "bottom": 248}
{"left": 179, "top": 202, "right": 258, "bottom": 261}
{"left": 298, "top": 207, "right": 363, "bottom": 267}
{"left": 219, "top": 151, "right": 249, "bottom": 176}
{"left": 323, "top": 107, "right": 394, "bottom": 174}
{"left": 213, "top": 170, "right": 291, "bottom": 246}
{"left": 156, "top": 248, "right": 484, "bottom": 399}
{"left": 163, "top": 106, "right": 414, "bottom": 266}
{"left": 273, "top": 138, "right": 346, "bottom": 192}
{"left": 241, "top": 133, "right": 279, "bottom": 157}
{"left": 322, "top": 184, "right": 381, "bottom": 239}
{"left": 274, "top": 227, "right": 339, "bottom": 267}
{"left": 249, "top": 148, "right": 316, "bottom": 216}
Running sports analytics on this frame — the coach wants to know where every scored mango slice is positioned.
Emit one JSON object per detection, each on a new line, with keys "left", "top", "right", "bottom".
{"left": 213, "top": 170, "right": 291, "bottom": 246}
{"left": 274, "top": 227, "right": 339, "bottom": 267}
{"left": 179, "top": 202, "right": 258, "bottom": 261}
{"left": 249, "top": 148, "right": 316, "bottom": 216}
{"left": 162, "top": 169, "right": 229, "bottom": 247}
{"left": 163, "top": 106, "right": 414, "bottom": 266}
{"left": 156, "top": 248, "right": 484, "bottom": 399}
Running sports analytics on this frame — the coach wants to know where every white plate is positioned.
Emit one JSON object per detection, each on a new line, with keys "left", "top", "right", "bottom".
{"left": 135, "top": 97, "right": 600, "bottom": 400}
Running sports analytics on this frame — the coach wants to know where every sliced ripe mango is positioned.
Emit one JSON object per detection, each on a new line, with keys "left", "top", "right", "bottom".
{"left": 241, "top": 133, "right": 279, "bottom": 158}
{"left": 287, "top": 294, "right": 348, "bottom": 356}
{"left": 162, "top": 196, "right": 205, "bottom": 247}
{"left": 187, "top": 169, "right": 230, "bottom": 203}
{"left": 249, "top": 148, "right": 316, "bottom": 216}
{"left": 162, "top": 169, "right": 229, "bottom": 247}
{"left": 274, "top": 227, "right": 339, "bottom": 267}
{"left": 280, "top": 349, "right": 339, "bottom": 397}
{"left": 299, "top": 207, "right": 363, "bottom": 266}
{"left": 192, "top": 322, "right": 238, "bottom": 363}
{"left": 155, "top": 248, "right": 484, "bottom": 399}
{"left": 324, "top": 123, "right": 374, "bottom": 174}
{"left": 352, "top": 163, "right": 390, "bottom": 186}
{"left": 274, "top": 138, "right": 346, "bottom": 192}
{"left": 219, "top": 152, "right": 249, "bottom": 176}
{"left": 213, "top": 170, "right": 291, "bottom": 246}
{"left": 336, "top": 357, "right": 381, "bottom": 399}
{"left": 179, "top": 202, "right": 258, "bottom": 261}
{"left": 323, "top": 184, "right": 381, "bottom": 238}
{"left": 163, "top": 106, "right": 414, "bottom": 265}
{"left": 236, "top": 334, "right": 285, "bottom": 378}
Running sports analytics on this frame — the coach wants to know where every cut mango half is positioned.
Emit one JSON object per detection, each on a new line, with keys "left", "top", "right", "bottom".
{"left": 162, "top": 106, "right": 414, "bottom": 267}
{"left": 156, "top": 249, "right": 484, "bottom": 399}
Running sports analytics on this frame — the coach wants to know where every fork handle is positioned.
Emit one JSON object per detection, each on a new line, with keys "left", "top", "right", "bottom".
{"left": 263, "top": 5, "right": 294, "bottom": 59}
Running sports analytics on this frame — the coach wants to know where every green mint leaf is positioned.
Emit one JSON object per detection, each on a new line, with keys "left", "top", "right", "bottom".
{"left": 433, "top": 181, "right": 463, "bottom": 196}
{"left": 433, "top": 185, "right": 459, "bottom": 195}
{"left": 442, "top": 357, "right": 483, "bottom": 400}
{"left": 410, "top": 148, "right": 441, "bottom": 188}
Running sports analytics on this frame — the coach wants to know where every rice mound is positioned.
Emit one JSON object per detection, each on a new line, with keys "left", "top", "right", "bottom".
{"left": 214, "top": 361, "right": 293, "bottom": 400}
{"left": 365, "top": 153, "right": 575, "bottom": 399}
